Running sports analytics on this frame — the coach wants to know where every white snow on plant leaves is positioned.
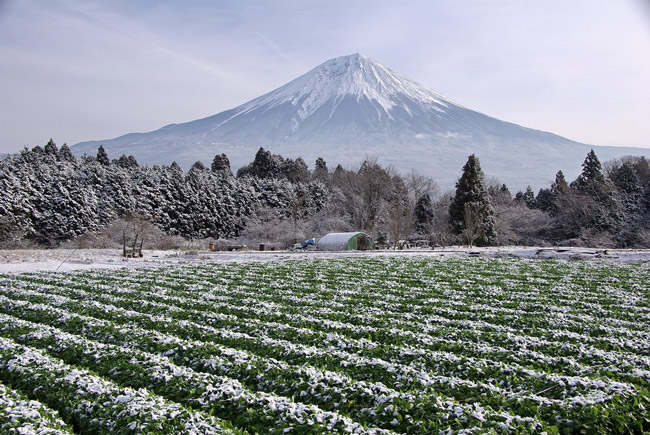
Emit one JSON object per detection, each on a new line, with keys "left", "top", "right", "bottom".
{"left": 0, "top": 256, "right": 648, "bottom": 433}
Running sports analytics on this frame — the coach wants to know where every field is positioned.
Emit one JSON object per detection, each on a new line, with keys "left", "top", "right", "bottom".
{"left": 0, "top": 256, "right": 649, "bottom": 434}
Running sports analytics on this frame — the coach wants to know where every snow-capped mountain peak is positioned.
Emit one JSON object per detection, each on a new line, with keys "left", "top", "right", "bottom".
{"left": 234, "top": 53, "right": 452, "bottom": 128}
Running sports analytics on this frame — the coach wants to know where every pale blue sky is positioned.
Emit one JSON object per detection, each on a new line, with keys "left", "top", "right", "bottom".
{"left": 1, "top": 0, "right": 649, "bottom": 153}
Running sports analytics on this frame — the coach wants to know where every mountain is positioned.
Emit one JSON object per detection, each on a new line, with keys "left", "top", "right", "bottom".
{"left": 72, "top": 53, "right": 649, "bottom": 190}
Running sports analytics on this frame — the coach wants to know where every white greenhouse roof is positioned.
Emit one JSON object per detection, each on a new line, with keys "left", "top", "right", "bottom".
{"left": 317, "top": 232, "right": 366, "bottom": 251}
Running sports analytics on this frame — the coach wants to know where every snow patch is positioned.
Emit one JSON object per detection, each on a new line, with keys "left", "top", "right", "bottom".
{"left": 1, "top": 247, "right": 648, "bottom": 274}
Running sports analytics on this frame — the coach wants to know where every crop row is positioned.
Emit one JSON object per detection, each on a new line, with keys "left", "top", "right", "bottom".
{"left": 0, "top": 337, "right": 234, "bottom": 434}
{"left": 1, "top": 256, "right": 649, "bottom": 433}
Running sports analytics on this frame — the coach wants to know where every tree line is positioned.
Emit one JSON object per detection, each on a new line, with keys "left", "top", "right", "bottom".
{"left": 0, "top": 140, "right": 648, "bottom": 249}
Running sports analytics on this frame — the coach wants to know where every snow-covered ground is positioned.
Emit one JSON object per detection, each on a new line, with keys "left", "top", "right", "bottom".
{"left": 1, "top": 246, "right": 649, "bottom": 274}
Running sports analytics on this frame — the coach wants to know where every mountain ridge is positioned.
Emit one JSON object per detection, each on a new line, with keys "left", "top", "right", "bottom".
{"left": 72, "top": 53, "right": 650, "bottom": 190}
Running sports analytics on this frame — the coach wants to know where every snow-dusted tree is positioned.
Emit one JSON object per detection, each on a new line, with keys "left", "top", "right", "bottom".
{"left": 313, "top": 157, "right": 329, "bottom": 182}
{"left": 43, "top": 139, "right": 58, "bottom": 158}
{"left": 282, "top": 157, "right": 309, "bottom": 183}
{"left": 96, "top": 145, "right": 110, "bottom": 166}
{"left": 609, "top": 163, "right": 643, "bottom": 214}
{"left": 191, "top": 160, "right": 206, "bottom": 171}
{"left": 414, "top": 193, "right": 434, "bottom": 236}
{"left": 570, "top": 150, "right": 621, "bottom": 232}
{"left": 59, "top": 143, "right": 76, "bottom": 162}
{"left": 487, "top": 182, "right": 513, "bottom": 206}
{"left": 605, "top": 161, "right": 646, "bottom": 246}
{"left": 170, "top": 161, "right": 183, "bottom": 172}
{"left": 448, "top": 154, "right": 497, "bottom": 246}
{"left": 115, "top": 154, "right": 139, "bottom": 169}
{"left": 211, "top": 153, "right": 232, "bottom": 176}
{"left": 540, "top": 152, "right": 622, "bottom": 246}
{"left": 0, "top": 156, "right": 35, "bottom": 244}
{"left": 237, "top": 147, "right": 283, "bottom": 179}
{"left": 515, "top": 186, "right": 536, "bottom": 209}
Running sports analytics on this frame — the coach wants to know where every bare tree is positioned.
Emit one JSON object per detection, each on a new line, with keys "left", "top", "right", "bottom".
{"left": 239, "top": 207, "right": 307, "bottom": 249}
{"left": 387, "top": 201, "right": 414, "bottom": 249}
{"left": 405, "top": 170, "right": 439, "bottom": 206}
{"left": 330, "top": 157, "right": 396, "bottom": 232}
{"left": 109, "top": 212, "right": 155, "bottom": 257}
{"left": 493, "top": 202, "right": 552, "bottom": 246}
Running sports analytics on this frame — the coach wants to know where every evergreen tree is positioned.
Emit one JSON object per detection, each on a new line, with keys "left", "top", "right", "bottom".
{"left": 115, "top": 154, "right": 139, "bottom": 169}
{"left": 522, "top": 186, "right": 536, "bottom": 209}
{"left": 551, "top": 171, "right": 569, "bottom": 195}
{"left": 572, "top": 149, "right": 605, "bottom": 193}
{"left": 190, "top": 161, "right": 206, "bottom": 172}
{"left": 563, "top": 150, "right": 621, "bottom": 236}
{"left": 448, "top": 154, "right": 497, "bottom": 246}
{"left": 644, "top": 181, "right": 650, "bottom": 212}
{"left": 535, "top": 188, "right": 554, "bottom": 212}
{"left": 253, "top": 147, "right": 280, "bottom": 178}
{"left": 282, "top": 157, "right": 309, "bottom": 183}
{"left": 237, "top": 147, "right": 283, "bottom": 179}
{"left": 59, "top": 144, "right": 76, "bottom": 162}
{"left": 315, "top": 157, "right": 328, "bottom": 173}
{"left": 170, "top": 161, "right": 183, "bottom": 173}
{"left": 96, "top": 145, "right": 110, "bottom": 166}
{"left": 43, "top": 139, "right": 58, "bottom": 157}
{"left": 313, "top": 157, "right": 329, "bottom": 181}
{"left": 211, "top": 153, "right": 232, "bottom": 176}
{"left": 514, "top": 188, "right": 535, "bottom": 208}
{"left": 488, "top": 183, "right": 512, "bottom": 206}
{"left": 414, "top": 193, "right": 434, "bottom": 235}
{"left": 609, "top": 163, "right": 643, "bottom": 214}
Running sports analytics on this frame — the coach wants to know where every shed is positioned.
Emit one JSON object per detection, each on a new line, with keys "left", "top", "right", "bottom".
{"left": 317, "top": 232, "right": 373, "bottom": 251}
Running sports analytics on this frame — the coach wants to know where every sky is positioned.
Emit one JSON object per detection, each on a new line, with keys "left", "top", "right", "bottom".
{"left": 1, "top": 0, "right": 650, "bottom": 154}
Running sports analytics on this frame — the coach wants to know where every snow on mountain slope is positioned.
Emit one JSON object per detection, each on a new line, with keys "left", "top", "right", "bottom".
{"left": 72, "top": 54, "right": 650, "bottom": 190}
{"left": 236, "top": 53, "right": 450, "bottom": 123}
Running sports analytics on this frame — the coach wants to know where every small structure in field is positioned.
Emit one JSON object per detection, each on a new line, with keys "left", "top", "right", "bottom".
{"left": 317, "top": 232, "right": 373, "bottom": 251}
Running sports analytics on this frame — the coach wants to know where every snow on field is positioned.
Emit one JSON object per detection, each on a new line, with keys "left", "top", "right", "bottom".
{"left": 1, "top": 246, "right": 649, "bottom": 273}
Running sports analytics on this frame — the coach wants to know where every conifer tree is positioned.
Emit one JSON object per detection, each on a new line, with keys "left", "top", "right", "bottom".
{"left": 314, "top": 157, "right": 328, "bottom": 174}
{"left": 523, "top": 186, "right": 536, "bottom": 209}
{"left": 59, "top": 144, "right": 76, "bottom": 162}
{"left": 535, "top": 188, "right": 554, "bottom": 212}
{"left": 551, "top": 171, "right": 568, "bottom": 195}
{"left": 609, "top": 163, "right": 642, "bottom": 214}
{"left": 211, "top": 153, "right": 232, "bottom": 176}
{"left": 567, "top": 150, "right": 621, "bottom": 234}
{"left": 43, "top": 139, "right": 58, "bottom": 157}
{"left": 116, "top": 154, "right": 139, "bottom": 169}
{"left": 170, "top": 161, "right": 183, "bottom": 173}
{"left": 96, "top": 145, "right": 110, "bottom": 166}
{"left": 448, "top": 154, "right": 497, "bottom": 246}
{"left": 282, "top": 157, "right": 309, "bottom": 183}
{"left": 190, "top": 161, "right": 206, "bottom": 172}
{"left": 572, "top": 149, "right": 606, "bottom": 194}
{"left": 414, "top": 193, "right": 434, "bottom": 235}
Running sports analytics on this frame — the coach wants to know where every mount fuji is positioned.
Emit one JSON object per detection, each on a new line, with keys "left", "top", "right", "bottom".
{"left": 72, "top": 53, "right": 649, "bottom": 189}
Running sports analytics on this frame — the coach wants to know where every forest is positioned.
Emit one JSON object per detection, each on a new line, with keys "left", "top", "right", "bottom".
{"left": 0, "top": 140, "right": 649, "bottom": 249}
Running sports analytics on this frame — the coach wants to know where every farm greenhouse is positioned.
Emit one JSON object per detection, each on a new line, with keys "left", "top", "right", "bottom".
{"left": 317, "top": 232, "right": 374, "bottom": 251}
{"left": 0, "top": 256, "right": 649, "bottom": 434}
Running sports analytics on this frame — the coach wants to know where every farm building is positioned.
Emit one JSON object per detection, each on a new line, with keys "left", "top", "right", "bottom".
{"left": 317, "top": 232, "right": 374, "bottom": 251}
